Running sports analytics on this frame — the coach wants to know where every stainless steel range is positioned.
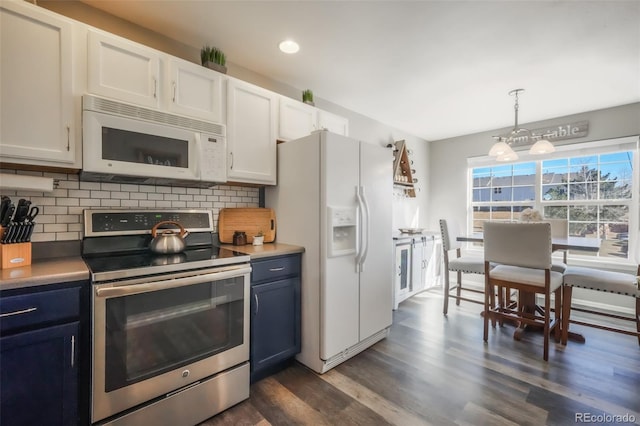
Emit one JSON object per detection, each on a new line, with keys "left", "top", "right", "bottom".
{"left": 82, "top": 210, "right": 251, "bottom": 426}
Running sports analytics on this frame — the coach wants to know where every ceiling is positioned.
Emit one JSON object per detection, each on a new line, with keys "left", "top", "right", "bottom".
{"left": 77, "top": 0, "right": 640, "bottom": 141}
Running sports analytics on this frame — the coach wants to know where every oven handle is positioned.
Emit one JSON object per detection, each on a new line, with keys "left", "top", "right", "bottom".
{"left": 95, "top": 265, "right": 252, "bottom": 298}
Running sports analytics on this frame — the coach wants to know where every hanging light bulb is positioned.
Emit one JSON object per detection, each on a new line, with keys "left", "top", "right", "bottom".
{"left": 529, "top": 137, "right": 555, "bottom": 154}
{"left": 496, "top": 146, "right": 519, "bottom": 162}
{"left": 489, "top": 137, "right": 512, "bottom": 156}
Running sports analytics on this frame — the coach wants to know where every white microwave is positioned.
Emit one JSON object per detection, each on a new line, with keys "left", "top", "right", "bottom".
{"left": 82, "top": 95, "right": 226, "bottom": 186}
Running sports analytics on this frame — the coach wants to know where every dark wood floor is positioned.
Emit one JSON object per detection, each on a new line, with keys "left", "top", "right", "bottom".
{"left": 200, "top": 289, "right": 640, "bottom": 425}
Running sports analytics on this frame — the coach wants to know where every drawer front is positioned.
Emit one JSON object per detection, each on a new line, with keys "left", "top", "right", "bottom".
{"left": 0, "top": 287, "right": 80, "bottom": 334}
{"left": 251, "top": 255, "right": 301, "bottom": 283}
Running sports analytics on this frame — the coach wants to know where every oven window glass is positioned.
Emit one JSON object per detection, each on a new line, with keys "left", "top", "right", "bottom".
{"left": 104, "top": 277, "right": 244, "bottom": 392}
{"left": 102, "top": 127, "right": 189, "bottom": 168}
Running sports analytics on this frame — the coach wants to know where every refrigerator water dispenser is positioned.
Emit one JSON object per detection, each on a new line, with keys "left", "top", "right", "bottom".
{"left": 327, "top": 206, "right": 357, "bottom": 257}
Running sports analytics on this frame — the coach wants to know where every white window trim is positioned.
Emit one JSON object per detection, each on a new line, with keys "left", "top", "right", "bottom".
{"left": 466, "top": 136, "right": 639, "bottom": 270}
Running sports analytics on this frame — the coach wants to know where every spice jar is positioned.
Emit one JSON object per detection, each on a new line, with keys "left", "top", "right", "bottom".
{"left": 232, "top": 231, "right": 247, "bottom": 246}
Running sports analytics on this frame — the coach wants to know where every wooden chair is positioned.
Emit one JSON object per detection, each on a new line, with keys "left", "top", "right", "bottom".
{"left": 561, "top": 261, "right": 640, "bottom": 346}
{"left": 483, "top": 222, "right": 562, "bottom": 361}
{"left": 546, "top": 218, "right": 569, "bottom": 273}
{"left": 439, "top": 219, "right": 485, "bottom": 315}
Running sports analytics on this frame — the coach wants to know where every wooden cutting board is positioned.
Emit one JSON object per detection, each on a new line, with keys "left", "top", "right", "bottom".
{"left": 218, "top": 208, "right": 276, "bottom": 243}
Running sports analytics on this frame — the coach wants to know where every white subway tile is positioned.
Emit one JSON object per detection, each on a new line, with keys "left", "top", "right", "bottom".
{"left": 101, "top": 183, "right": 121, "bottom": 191}
{"left": 130, "top": 192, "right": 148, "bottom": 200}
{"left": 121, "top": 184, "right": 139, "bottom": 192}
{"left": 68, "top": 223, "right": 83, "bottom": 232}
{"left": 171, "top": 187, "right": 186, "bottom": 194}
{"left": 110, "top": 192, "right": 130, "bottom": 199}
{"left": 91, "top": 191, "right": 110, "bottom": 199}
{"left": 140, "top": 185, "right": 157, "bottom": 193}
{"left": 80, "top": 198, "right": 101, "bottom": 207}
{"left": 121, "top": 200, "right": 140, "bottom": 207}
{"left": 139, "top": 200, "right": 156, "bottom": 208}
{"left": 44, "top": 223, "right": 67, "bottom": 233}
{"left": 164, "top": 194, "right": 179, "bottom": 201}
{"left": 68, "top": 207, "right": 84, "bottom": 215}
{"left": 57, "top": 214, "right": 80, "bottom": 224}
{"left": 187, "top": 188, "right": 200, "bottom": 195}
{"left": 57, "top": 180, "right": 79, "bottom": 190}
{"left": 148, "top": 193, "right": 164, "bottom": 201}
{"left": 68, "top": 190, "right": 91, "bottom": 198}
{"left": 37, "top": 214, "right": 56, "bottom": 224}
{"left": 154, "top": 186, "right": 171, "bottom": 193}
{"left": 101, "top": 199, "right": 121, "bottom": 207}
{"left": 179, "top": 195, "right": 194, "bottom": 201}
{"left": 80, "top": 181, "right": 101, "bottom": 190}
{"left": 44, "top": 206, "right": 68, "bottom": 215}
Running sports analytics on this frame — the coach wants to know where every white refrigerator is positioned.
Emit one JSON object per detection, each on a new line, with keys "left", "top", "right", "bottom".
{"left": 266, "top": 130, "right": 393, "bottom": 374}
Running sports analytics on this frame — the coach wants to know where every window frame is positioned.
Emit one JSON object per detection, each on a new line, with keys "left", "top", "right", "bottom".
{"left": 467, "top": 136, "right": 639, "bottom": 266}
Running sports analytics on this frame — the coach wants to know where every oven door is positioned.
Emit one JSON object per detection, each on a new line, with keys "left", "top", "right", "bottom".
{"left": 83, "top": 110, "right": 201, "bottom": 182}
{"left": 91, "top": 264, "right": 250, "bottom": 424}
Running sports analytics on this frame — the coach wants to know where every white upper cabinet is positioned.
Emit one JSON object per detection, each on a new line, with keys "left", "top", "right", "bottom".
{"left": 318, "top": 109, "right": 349, "bottom": 136}
{"left": 0, "top": 1, "right": 78, "bottom": 166}
{"left": 278, "top": 97, "right": 318, "bottom": 141}
{"left": 87, "top": 29, "right": 161, "bottom": 109}
{"left": 226, "top": 78, "right": 277, "bottom": 185}
{"left": 166, "top": 58, "right": 223, "bottom": 122}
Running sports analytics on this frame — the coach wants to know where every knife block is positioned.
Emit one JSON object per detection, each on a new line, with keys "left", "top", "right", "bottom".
{"left": 0, "top": 227, "right": 32, "bottom": 269}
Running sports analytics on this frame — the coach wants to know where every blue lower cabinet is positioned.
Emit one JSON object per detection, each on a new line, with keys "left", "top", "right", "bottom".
{"left": 0, "top": 322, "right": 79, "bottom": 426}
{"left": 250, "top": 254, "right": 301, "bottom": 383}
{"left": 0, "top": 282, "right": 87, "bottom": 426}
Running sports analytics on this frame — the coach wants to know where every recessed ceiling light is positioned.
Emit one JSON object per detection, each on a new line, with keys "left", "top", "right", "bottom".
{"left": 279, "top": 40, "right": 300, "bottom": 54}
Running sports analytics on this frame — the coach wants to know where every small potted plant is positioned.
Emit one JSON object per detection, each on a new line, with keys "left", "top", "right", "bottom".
{"left": 252, "top": 230, "right": 264, "bottom": 246}
{"left": 201, "top": 45, "right": 227, "bottom": 74}
{"left": 302, "top": 89, "right": 314, "bottom": 106}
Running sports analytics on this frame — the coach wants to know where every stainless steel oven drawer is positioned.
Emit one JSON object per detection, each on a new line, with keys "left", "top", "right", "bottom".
{"left": 251, "top": 254, "right": 301, "bottom": 283}
{"left": 102, "top": 362, "right": 250, "bottom": 426}
{"left": 0, "top": 287, "right": 80, "bottom": 334}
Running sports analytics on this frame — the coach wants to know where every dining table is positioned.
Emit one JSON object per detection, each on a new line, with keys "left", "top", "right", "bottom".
{"left": 456, "top": 233, "right": 601, "bottom": 342}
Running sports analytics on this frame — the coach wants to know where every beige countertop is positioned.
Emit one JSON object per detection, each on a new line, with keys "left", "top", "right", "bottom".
{"left": 0, "top": 256, "right": 90, "bottom": 292}
{"left": 217, "top": 242, "right": 304, "bottom": 259}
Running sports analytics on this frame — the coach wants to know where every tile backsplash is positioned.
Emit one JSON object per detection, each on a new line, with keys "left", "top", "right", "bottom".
{"left": 1, "top": 169, "right": 259, "bottom": 242}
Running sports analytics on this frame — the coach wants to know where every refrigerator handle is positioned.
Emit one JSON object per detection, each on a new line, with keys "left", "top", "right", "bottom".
{"left": 360, "top": 185, "right": 371, "bottom": 271}
{"left": 355, "top": 185, "right": 364, "bottom": 273}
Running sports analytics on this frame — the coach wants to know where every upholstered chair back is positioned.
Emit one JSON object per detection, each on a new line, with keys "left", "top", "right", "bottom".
{"left": 483, "top": 222, "right": 552, "bottom": 270}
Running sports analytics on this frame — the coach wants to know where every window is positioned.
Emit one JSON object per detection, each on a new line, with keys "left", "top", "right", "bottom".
{"left": 471, "top": 149, "right": 635, "bottom": 260}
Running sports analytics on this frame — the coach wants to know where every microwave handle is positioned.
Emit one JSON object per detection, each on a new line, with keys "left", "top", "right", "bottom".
{"left": 95, "top": 265, "right": 251, "bottom": 298}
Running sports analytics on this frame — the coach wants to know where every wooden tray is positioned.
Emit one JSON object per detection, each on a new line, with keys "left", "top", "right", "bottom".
{"left": 218, "top": 208, "right": 276, "bottom": 244}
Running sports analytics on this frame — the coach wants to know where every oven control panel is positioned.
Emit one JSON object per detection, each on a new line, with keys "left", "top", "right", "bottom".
{"left": 84, "top": 210, "right": 214, "bottom": 236}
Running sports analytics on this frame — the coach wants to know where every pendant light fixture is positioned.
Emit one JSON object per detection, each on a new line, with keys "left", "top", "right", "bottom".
{"left": 489, "top": 89, "right": 555, "bottom": 161}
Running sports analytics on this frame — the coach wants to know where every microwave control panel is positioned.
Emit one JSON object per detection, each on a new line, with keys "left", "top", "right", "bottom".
{"left": 200, "top": 134, "right": 227, "bottom": 183}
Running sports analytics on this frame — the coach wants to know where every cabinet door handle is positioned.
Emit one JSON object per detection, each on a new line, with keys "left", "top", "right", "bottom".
{"left": 172, "top": 81, "right": 177, "bottom": 102}
{"left": 0, "top": 307, "right": 37, "bottom": 318}
{"left": 71, "top": 335, "right": 75, "bottom": 368}
{"left": 230, "top": 152, "right": 234, "bottom": 169}
{"left": 153, "top": 77, "right": 157, "bottom": 99}
{"left": 254, "top": 293, "right": 259, "bottom": 315}
{"left": 66, "top": 126, "right": 70, "bottom": 151}
{"left": 269, "top": 267, "right": 285, "bottom": 272}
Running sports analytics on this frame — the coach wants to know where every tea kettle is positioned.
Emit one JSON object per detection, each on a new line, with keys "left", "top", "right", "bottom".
{"left": 149, "top": 221, "right": 189, "bottom": 254}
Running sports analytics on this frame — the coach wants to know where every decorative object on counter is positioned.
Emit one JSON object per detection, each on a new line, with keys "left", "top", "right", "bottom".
{"left": 233, "top": 231, "right": 247, "bottom": 246}
{"left": 302, "top": 89, "right": 314, "bottom": 106}
{"left": 149, "top": 221, "right": 189, "bottom": 254}
{"left": 252, "top": 230, "right": 264, "bottom": 246}
{"left": 390, "top": 140, "right": 416, "bottom": 197}
{"left": 489, "top": 88, "right": 555, "bottom": 161}
{"left": 520, "top": 208, "right": 543, "bottom": 222}
{"left": 200, "top": 45, "right": 227, "bottom": 74}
